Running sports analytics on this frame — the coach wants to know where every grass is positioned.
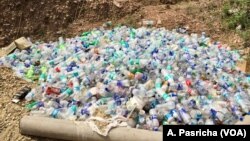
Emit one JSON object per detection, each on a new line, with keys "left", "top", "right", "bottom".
{"left": 223, "top": 0, "right": 250, "bottom": 49}
{"left": 121, "top": 14, "right": 140, "bottom": 28}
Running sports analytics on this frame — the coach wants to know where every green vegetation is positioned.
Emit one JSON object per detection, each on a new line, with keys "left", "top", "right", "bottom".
{"left": 223, "top": 0, "right": 250, "bottom": 48}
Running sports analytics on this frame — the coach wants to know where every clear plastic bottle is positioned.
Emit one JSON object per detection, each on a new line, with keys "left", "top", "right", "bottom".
{"left": 149, "top": 109, "right": 159, "bottom": 130}
{"left": 176, "top": 104, "right": 191, "bottom": 124}
{"left": 234, "top": 93, "right": 250, "bottom": 113}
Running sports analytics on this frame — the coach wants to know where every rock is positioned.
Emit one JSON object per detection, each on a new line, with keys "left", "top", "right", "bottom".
{"left": 113, "top": 0, "right": 128, "bottom": 8}
{"left": 157, "top": 19, "right": 162, "bottom": 25}
{"left": 0, "top": 36, "right": 5, "bottom": 46}
{"left": 160, "top": 0, "right": 179, "bottom": 4}
{"left": 236, "top": 24, "right": 242, "bottom": 30}
{"left": 56, "top": 30, "right": 63, "bottom": 35}
{"left": 141, "top": 19, "right": 155, "bottom": 26}
{"left": 0, "top": 42, "right": 16, "bottom": 57}
{"left": 14, "top": 37, "right": 32, "bottom": 50}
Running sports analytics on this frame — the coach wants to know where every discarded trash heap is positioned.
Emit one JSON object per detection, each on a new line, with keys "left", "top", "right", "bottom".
{"left": 1, "top": 26, "right": 250, "bottom": 131}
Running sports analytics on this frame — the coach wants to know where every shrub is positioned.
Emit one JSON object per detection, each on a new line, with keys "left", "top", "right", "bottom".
{"left": 223, "top": 0, "right": 250, "bottom": 48}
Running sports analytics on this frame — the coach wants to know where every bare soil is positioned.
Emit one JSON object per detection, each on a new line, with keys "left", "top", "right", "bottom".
{"left": 0, "top": 0, "right": 244, "bottom": 140}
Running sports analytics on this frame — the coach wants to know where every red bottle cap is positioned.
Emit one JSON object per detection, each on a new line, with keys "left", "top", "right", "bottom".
{"left": 55, "top": 67, "right": 61, "bottom": 72}
{"left": 68, "top": 81, "right": 73, "bottom": 88}
{"left": 186, "top": 80, "right": 191, "bottom": 87}
{"left": 46, "top": 87, "right": 60, "bottom": 95}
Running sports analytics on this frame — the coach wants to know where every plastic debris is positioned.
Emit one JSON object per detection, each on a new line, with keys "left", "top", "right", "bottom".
{"left": 1, "top": 26, "right": 250, "bottom": 132}
{"left": 142, "top": 20, "right": 155, "bottom": 27}
{"left": 12, "top": 86, "right": 31, "bottom": 103}
{"left": 237, "top": 59, "right": 250, "bottom": 73}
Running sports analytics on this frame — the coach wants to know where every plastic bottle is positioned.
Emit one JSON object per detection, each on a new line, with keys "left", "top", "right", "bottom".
{"left": 176, "top": 104, "right": 191, "bottom": 124}
{"left": 149, "top": 109, "right": 159, "bottom": 131}
{"left": 235, "top": 93, "right": 250, "bottom": 113}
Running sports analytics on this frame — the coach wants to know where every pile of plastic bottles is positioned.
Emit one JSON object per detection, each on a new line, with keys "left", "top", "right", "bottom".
{"left": 1, "top": 26, "right": 250, "bottom": 130}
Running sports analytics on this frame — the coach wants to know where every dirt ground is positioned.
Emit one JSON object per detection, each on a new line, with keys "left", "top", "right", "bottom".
{"left": 0, "top": 0, "right": 245, "bottom": 141}
{"left": 0, "top": 67, "right": 58, "bottom": 141}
